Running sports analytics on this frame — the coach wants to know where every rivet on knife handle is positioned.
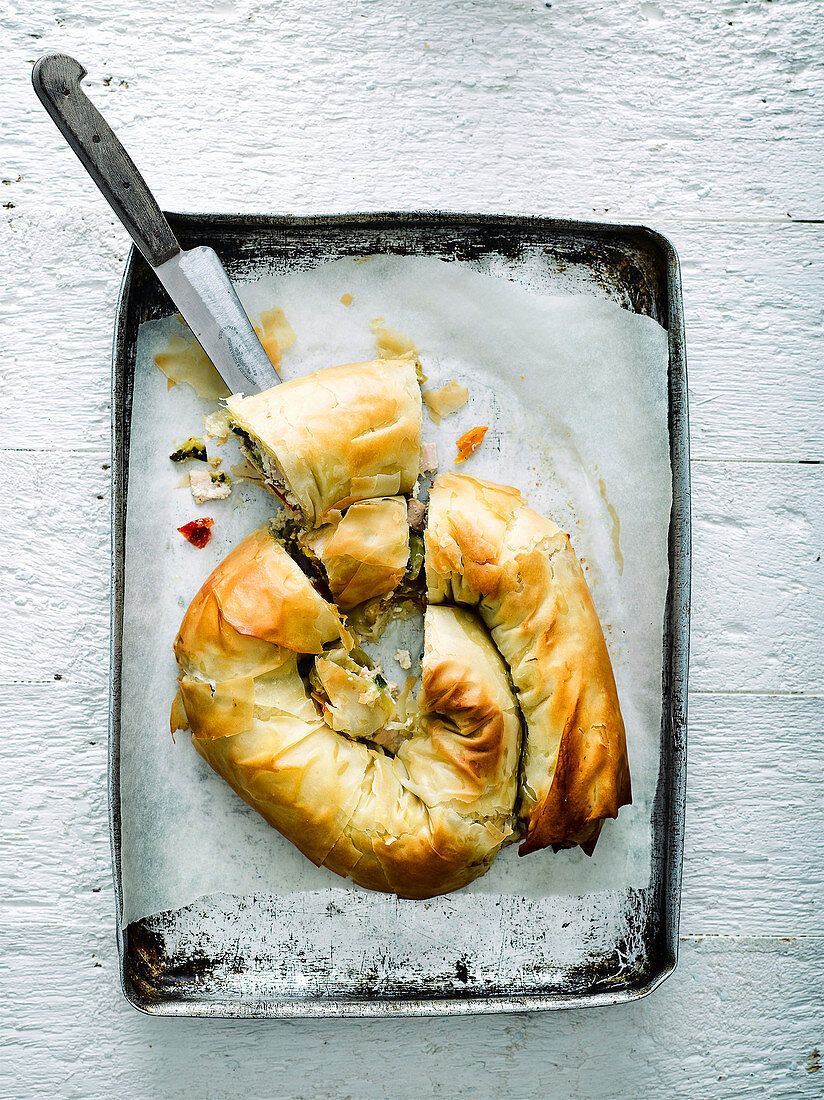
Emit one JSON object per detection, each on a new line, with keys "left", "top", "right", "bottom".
{"left": 32, "top": 52, "right": 180, "bottom": 268}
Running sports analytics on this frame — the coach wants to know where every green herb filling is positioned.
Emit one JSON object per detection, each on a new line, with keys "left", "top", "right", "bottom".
{"left": 169, "top": 437, "right": 207, "bottom": 463}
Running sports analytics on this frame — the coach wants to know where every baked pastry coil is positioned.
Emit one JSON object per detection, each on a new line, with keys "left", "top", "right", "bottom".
{"left": 226, "top": 359, "right": 422, "bottom": 526}
{"left": 172, "top": 526, "right": 522, "bottom": 899}
{"left": 425, "top": 472, "right": 632, "bottom": 856}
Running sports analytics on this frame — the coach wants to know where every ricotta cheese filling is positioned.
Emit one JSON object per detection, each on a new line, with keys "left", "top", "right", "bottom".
{"left": 189, "top": 469, "right": 232, "bottom": 503}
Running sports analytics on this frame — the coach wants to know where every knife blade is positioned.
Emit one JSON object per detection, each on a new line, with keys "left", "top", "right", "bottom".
{"left": 32, "top": 52, "right": 277, "bottom": 395}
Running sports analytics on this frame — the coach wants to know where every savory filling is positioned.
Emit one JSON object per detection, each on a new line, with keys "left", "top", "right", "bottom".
{"left": 189, "top": 468, "right": 232, "bottom": 503}
{"left": 268, "top": 514, "right": 333, "bottom": 603}
{"left": 407, "top": 531, "right": 425, "bottom": 581}
{"left": 229, "top": 423, "right": 301, "bottom": 511}
{"left": 266, "top": 499, "right": 429, "bottom": 757}
{"left": 169, "top": 436, "right": 207, "bottom": 463}
{"left": 308, "top": 646, "right": 394, "bottom": 741}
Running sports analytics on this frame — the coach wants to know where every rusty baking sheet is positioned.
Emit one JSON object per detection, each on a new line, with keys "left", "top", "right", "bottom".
{"left": 109, "top": 212, "right": 689, "bottom": 1017}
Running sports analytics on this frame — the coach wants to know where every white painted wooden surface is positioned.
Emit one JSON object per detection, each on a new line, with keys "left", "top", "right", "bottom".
{"left": 2, "top": 0, "right": 822, "bottom": 1096}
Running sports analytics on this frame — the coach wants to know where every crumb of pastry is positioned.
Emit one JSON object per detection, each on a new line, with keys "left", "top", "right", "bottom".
{"left": 421, "top": 441, "right": 438, "bottom": 474}
{"left": 340, "top": 293, "right": 354, "bottom": 306}
{"left": 394, "top": 649, "right": 412, "bottom": 671}
{"left": 357, "top": 668, "right": 390, "bottom": 706}
{"left": 455, "top": 426, "right": 489, "bottom": 464}
{"left": 370, "top": 316, "right": 415, "bottom": 357}
{"left": 189, "top": 468, "right": 232, "bottom": 503}
{"left": 422, "top": 379, "right": 469, "bottom": 424}
{"left": 202, "top": 410, "right": 231, "bottom": 442}
{"left": 208, "top": 456, "right": 223, "bottom": 468}
{"left": 169, "top": 436, "right": 207, "bottom": 463}
{"left": 177, "top": 517, "right": 214, "bottom": 548}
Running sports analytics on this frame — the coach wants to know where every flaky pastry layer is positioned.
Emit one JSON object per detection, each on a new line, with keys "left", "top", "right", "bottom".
{"left": 300, "top": 496, "right": 410, "bottom": 610}
{"left": 172, "top": 527, "right": 520, "bottom": 899}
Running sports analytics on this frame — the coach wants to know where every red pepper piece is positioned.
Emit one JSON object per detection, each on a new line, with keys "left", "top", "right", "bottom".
{"left": 178, "top": 517, "right": 214, "bottom": 548}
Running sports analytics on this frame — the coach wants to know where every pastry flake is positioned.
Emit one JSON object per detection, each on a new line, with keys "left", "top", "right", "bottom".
{"left": 422, "top": 379, "right": 469, "bottom": 425}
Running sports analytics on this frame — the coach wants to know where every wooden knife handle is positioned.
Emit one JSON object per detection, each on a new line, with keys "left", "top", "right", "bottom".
{"left": 32, "top": 53, "right": 180, "bottom": 267}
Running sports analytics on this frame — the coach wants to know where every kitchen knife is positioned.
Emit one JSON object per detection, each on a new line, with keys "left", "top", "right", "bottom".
{"left": 32, "top": 52, "right": 278, "bottom": 395}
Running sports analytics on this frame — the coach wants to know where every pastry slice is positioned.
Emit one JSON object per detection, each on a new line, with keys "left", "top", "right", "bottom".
{"left": 226, "top": 359, "right": 422, "bottom": 526}
{"left": 299, "top": 496, "right": 411, "bottom": 610}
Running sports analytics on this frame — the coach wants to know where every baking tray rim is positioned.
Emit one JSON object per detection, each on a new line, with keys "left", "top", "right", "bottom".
{"left": 109, "top": 209, "right": 690, "bottom": 1018}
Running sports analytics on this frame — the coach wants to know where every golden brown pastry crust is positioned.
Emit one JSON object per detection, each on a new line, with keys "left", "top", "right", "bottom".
{"left": 171, "top": 526, "right": 521, "bottom": 899}
{"left": 300, "top": 497, "right": 410, "bottom": 610}
{"left": 425, "top": 472, "right": 631, "bottom": 856}
{"left": 396, "top": 605, "right": 521, "bottom": 818}
{"left": 173, "top": 528, "right": 348, "bottom": 682}
{"left": 226, "top": 360, "right": 422, "bottom": 525}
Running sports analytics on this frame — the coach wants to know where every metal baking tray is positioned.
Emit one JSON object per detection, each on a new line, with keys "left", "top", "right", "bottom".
{"left": 110, "top": 212, "right": 689, "bottom": 1017}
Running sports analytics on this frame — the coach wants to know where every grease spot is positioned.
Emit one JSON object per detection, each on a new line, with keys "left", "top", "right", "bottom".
{"left": 253, "top": 306, "right": 296, "bottom": 378}
{"left": 154, "top": 333, "right": 229, "bottom": 399}
{"left": 599, "top": 477, "right": 623, "bottom": 575}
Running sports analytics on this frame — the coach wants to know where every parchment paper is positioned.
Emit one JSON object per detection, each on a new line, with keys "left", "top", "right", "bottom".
{"left": 119, "top": 255, "right": 670, "bottom": 926}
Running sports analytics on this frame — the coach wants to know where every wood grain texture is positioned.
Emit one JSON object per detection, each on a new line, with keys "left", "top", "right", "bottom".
{"left": 0, "top": 452, "right": 110, "bottom": 688}
{"left": 1, "top": 926, "right": 822, "bottom": 1098}
{"left": 690, "top": 461, "right": 824, "bottom": 694}
{"left": 2, "top": 0, "right": 823, "bottom": 1094}
{"left": 5, "top": 0, "right": 824, "bottom": 222}
{"left": 661, "top": 221, "right": 824, "bottom": 462}
{"left": 681, "top": 694, "right": 824, "bottom": 936}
